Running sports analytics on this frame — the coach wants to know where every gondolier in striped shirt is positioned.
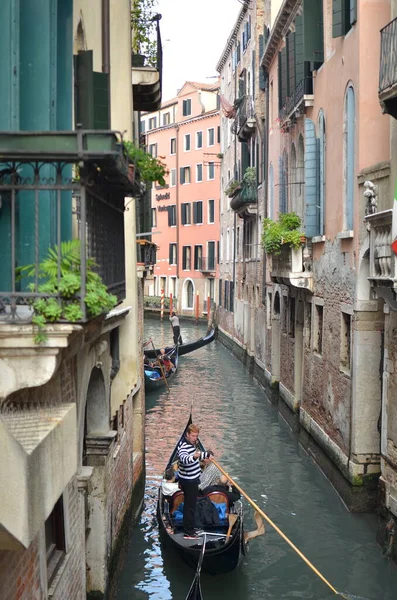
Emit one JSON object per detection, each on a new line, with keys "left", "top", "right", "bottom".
{"left": 177, "top": 423, "right": 213, "bottom": 539}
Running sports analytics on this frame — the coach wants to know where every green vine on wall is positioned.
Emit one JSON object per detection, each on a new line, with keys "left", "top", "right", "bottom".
{"left": 16, "top": 240, "right": 117, "bottom": 344}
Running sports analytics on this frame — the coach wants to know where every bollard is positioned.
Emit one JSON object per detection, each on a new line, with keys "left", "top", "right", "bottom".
{"left": 160, "top": 288, "right": 164, "bottom": 322}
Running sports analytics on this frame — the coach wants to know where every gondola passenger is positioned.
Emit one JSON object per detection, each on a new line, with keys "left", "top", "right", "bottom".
{"left": 161, "top": 467, "right": 180, "bottom": 497}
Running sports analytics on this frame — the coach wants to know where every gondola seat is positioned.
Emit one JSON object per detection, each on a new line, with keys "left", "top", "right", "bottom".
{"left": 205, "top": 491, "right": 229, "bottom": 525}
{"left": 170, "top": 490, "right": 184, "bottom": 513}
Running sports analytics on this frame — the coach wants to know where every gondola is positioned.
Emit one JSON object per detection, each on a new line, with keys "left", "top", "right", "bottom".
{"left": 185, "top": 536, "right": 206, "bottom": 600}
{"left": 157, "top": 416, "right": 247, "bottom": 575}
{"left": 144, "top": 327, "right": 215, "bottom": 359}
{"left": 144, "top": 345, "right": 178, "bottom": 391}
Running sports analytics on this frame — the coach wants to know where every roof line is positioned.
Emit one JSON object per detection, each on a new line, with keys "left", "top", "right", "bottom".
{"left": 216, "top": 0, "right": 250, "bottom": 72}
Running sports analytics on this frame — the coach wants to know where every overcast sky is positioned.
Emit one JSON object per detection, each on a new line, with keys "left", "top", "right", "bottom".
{"left": 156, "top": 0, "right": 243, "bottom": 101}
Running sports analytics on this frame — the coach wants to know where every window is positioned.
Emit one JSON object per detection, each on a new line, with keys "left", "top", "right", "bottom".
{"left": 194, "top": 245, "right": 203, "bottom": 270}
{"left": 226, "top": 229, "right": 230, "bottom": 261}
{"left": 182, "top": 246, "right": 191, "bottom": 270}
{"left": 182, "top": 98, "right": 192, "bottom": 116}
{"left": 151, "top": 207, "right": 156, "bottom": 228}
{"left": 208, "top": 199, "right": 215, "bottom": 224}
{"left": 140, "top": 120, "right": 146, "bottom": 133}
{"left": 168, "top": 205, "right": 176, "bottom": 226}
{"left": 305, "top": 302, "right": 312, "bottom": 349}
{"left": 193, "top": 201, "right": 203, "bottom": 224}
{"left": 170, "top": 137, "right": 176, "bottom": 154}
{"left": 181, "top": 202, "right": 191, "bottom": 225}
{"left": 208, "top": 128, "right": 215, "bottom": 146}
{"left": 217, "top": 126, "right": 221, "bottom": 144}
{"left": 196, "top": 131, "right": 203, "bottom": 148}
{"left": 313, "top": 301, "right": 324, "bottom": 354}
{"left": 207, "top": 241, "right": 216, "bottom": 270}
{"left": 149, "top": 117, "right": 157, "bottom": 130}
{"left": 196, "top": 163, "right": 203, "bottom": 182}
{"left": 186, "top": 280, "right": 194, "bottom": 308}
{"left": 208, "top": 162, "right": 215, "bottom": 180}
{"left": 344, "top": 86, "right": 355, "bottom": 231}
{"left": 170, "top": 168, "right": 176, "bottom": 187}
{"left": 163, "top": 112, "right": 170, "bottom": 125}
{"left": 318, "top": 111, "right": 326, "bottom": 235}
{"left": 180, "top": 166, "right": 191, "bottom": 184}
{"left": 332, "top": 0, "right": 357, "bottom": 38}
{"left": 169, "top": 243, "right": 177, "bottom": 265}
{"left": 184, "top": 134, "right": 191, "bottom": 151}
{"left": 340, "top": 310, "right": 351, "bottom": 371}
{"left": 45, "top": 495, "right": 66, "bottom": 585}
{"left": 149, "top": 143, "right": 157, "bottom": 157}
{"left": 268, "top": 163, "right": 274, "bottom": 220}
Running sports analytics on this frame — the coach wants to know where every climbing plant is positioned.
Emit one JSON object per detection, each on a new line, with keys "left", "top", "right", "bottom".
{"left": 124, "top": 140, "right": 168, "bottom": 186}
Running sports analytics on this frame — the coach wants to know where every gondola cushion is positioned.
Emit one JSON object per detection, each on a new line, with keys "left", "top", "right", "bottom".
{"left": 172, "top": 500, "right": 228, "bottom": 526}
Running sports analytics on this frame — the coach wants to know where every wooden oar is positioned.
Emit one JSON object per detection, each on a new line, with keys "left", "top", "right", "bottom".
{"left": 225, "top": 513, "right": 238, "bottom": 541}
{"left": 150, "top": 339, "right": 170, "bottom": 392}
{"left": 211, "top": 459, "right": 349, "bottom": 599}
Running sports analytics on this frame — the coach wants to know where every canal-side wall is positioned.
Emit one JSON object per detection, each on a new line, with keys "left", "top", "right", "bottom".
{"left": 217, "top": 324, "right": 380, "bottom": 513}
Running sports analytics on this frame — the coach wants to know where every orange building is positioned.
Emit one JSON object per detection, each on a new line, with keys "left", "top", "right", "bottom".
{"left": 141, "top": 82, "right": 221, "bottom": 316}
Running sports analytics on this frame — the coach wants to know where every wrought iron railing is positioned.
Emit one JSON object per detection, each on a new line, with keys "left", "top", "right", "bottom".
{"left": 231, "top": 95, "right": 255, "bottom": 136}
{"left": 379, "top": 18, "right": 397, "bottom": 94}
{"left": 137, "top": 240, "right": 157, "bottom": 266}
{"left": 278, "top": 76, "right": 312, "bottom": 123}
{"left": 0, "top": 130, "right": 130, "bottom": 324}
{"left": 365, "top": 210, "right": 396, "bottom": 280}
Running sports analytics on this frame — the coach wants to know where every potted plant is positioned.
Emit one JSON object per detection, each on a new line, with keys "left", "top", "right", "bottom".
{"left": 16, "top": 240, "right": 117, "bottom": 344}
{"left": 261, "top": 212, "right": 305, "bottom": 255}
{"left": 124, "top": 140, "right": 168, "bottom": 186}
{"left": 224, "top": 179, "right": 241, "bottom": 197}
{"left": 131, "top": 0, "right": 158, "bottom": 67}
{"left": 243, "top": 166, "right": 256, "bottom": 184}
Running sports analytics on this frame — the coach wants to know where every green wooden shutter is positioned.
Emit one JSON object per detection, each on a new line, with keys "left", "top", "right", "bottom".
{"left": 332, "top": 0, "right": 345, "bottom": 38}
{"left": 280, "top": 46, "right": 287, "bottom": 108}
{"left": 193, "top": 201, "right": 198, "bottom": 224}
{"left": 74, "top": 51, "right": 94, "bottom": 128}
{"left": 219, "top": 278, "right": 222, "bottom": 307}
{"left": 303, "top": 0, "right": 324, "bottom": 64}
{"left": 259, "top": 35, "right": 266, "bottom": 90}
{"left": 93, "top": 72, "right": 109, "bottom": 129}
{"left": 278, "top": 51, "right": 283, "bottom": 110}
{"left": 350, "top": 0, "right": 357, "bottom": 25}
{"left": 180, "top": 167, "right": 184, "bottom": 184}
{"left": 295, "top": 15, "right": 304, "bottom": 87}
{"left": 169, "top": 244, "right": 172, "bottom": 263}
{"left": 198, "top": 201, "right": 203, "bottom": 223}
{"left": 181, "top": 204, "right": 186, "bottom": 225}
{"left": 167, "top": 207, "right": 172, "bottom": 226}
{"left": 287, "top": 32, "right": 295, "bottom": 98}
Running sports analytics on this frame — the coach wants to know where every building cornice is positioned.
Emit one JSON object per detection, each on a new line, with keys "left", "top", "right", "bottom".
{"left": 216, "top": 0, "right": 250, "bottom": 73}
{"left": 144, "top": 110, "right": 220, "bottom": 136}
{"left": 261, "top": 0, "right": 300, "bottom": 70}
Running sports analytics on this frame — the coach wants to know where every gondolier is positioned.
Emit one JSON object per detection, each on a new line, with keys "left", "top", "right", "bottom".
{"left": 177, "top": 423, "right": 213, "bottom": 539}
{"left": 170, "top": 311, "right": 183, "bottom": 345}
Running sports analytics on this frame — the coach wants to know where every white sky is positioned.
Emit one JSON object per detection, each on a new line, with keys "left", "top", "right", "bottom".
{"left": 156, "top": 0, "right": 243, "bottom": 101}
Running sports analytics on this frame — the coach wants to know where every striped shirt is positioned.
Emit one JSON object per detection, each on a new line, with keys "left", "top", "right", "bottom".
{"left": 177, "top": 437, "right": 210, "bottom": 481}
{"left": 199, "top": 462, "right": 221, "bottom": 491}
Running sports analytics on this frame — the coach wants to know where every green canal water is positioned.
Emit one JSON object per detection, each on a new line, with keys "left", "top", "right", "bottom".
{"left": 113, "top": 318, "right": 397, "bottom": 600}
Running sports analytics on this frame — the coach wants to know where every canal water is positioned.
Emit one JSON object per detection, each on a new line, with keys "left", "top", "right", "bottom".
{"left": 113, "top": 318, "right": 397, "bottom": 600}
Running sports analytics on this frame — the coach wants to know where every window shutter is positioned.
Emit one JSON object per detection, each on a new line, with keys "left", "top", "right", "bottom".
{"left": 208, "top": 242, "right": 215, "bottom": 269}
{"left": 194, "top": 246, "right": 199, "bottom": 269}
{"left": 280, "top": 46, "right": 287, "bottom": 109}
{"left": 304, "top": 118, "right": 319, "bottom": 238}
{"left": 278, "top": 51, "right": 283, "bottom": 111}
{"left": 303, "top": 0, "right": 324, "bottom": 64}
{"left": 278, "top": 156, "right": 284, "bottom": 213}
{"left": 193, "top": 201, "right": 198, "bottom": 224}
{"left": 217, "top": 126, "right": 220, "bottom": 143}
{"left": 198, "top": 201, "right": 203, "bottom": 223}
{"left": 217, "top": 241, "right": 220, "bottom": 264}
{"left": 287, "top": 32, "right": 295, "bottom": 98}
{"left": 219, "top": 278, "right": 223, "bottom": 307}
{"left": 74, "top": 51, "right": 95, "bottom": 128}
{"left": 295, "top": 15, "right": 304, "bottom": 88}
{"left": 332, "top": 0, "right": 345, "bottom": 38}
{"left": 169, "top": 244, "right": 172, "bottom": 263}
{"left": 181, "top": 204, "right": 186, "bottom": 225}
{"left": 182, "top": 100, "right": 186, "bottom": 116}
{"left": 230, "top": 282, "right": 234, "bottom": 313}
{"left": 180, "top": 167, "right": 184, "bottom": 184}
{"left": 350, "top": 0, "right": 357, "bottom": 25}
{"left": 259, "top": 36, "right": 266, "bottom": 91}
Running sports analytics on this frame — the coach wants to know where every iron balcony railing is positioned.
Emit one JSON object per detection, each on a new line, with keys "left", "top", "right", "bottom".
{"left": 137, "top": 240, "right": 157, "bottom": 266}
{"left": 197, "top": 256, "right": 216, "bottom": 272}
{"left": 279, "top": 76, "right": 313, "bottom": 123}
{"left": 379, "top": 17, "right": 397, "bottom": 94}
{"left": 0, "top": 130, "right": 132, "bottom": 324}
{"left": 231, "top": 95, "right": 255, "bottom": 136}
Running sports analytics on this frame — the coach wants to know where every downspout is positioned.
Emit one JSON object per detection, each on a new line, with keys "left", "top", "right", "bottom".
{"left": 232, "top": 41, "right": 238, "bottom": 309}
{"left": 102, "top": 0, "right": 111, "bottom": 125}
{"left": 175, "top": 124, "right": 180, "bottom": 302}
{"left": 262, "top": 70, "right": 270, "bottom": 303}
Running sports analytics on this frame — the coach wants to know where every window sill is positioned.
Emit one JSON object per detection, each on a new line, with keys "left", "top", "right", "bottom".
{"left": 48, "top": 551, "right": 71, "bottom": 597}
{"left": 312, "top": 235, "right": 326, "bottom": 244}
{"left": 337, "top": 230, "right": 354, "bottom": 240}
{"left": 339, "top": 365, "right": 351, "bottom": 378}
{"left": 313, "top": 351, "right": 323, "bottom": 362}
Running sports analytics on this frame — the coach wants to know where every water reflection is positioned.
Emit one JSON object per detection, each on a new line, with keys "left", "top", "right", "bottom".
{"left": 114, "top": 318, "right": 397, "bottom": 600}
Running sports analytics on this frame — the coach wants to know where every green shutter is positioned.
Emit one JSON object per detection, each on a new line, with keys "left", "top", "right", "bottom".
{"left": 280, "top": 46, "right": 287, "bottom": 108}
{"left": 193, "top": 201, "right": 198, "bottom": 224}
{"left": 287, "top": 32, "right": 295, "bottom": 98}
{"left": 303, "top": 0, "right": 324, "bottom": 64}
{"left": 93, "top": 72, "right": 109, "bottom": 129}
{"left": 350, "top": 0, "right": 357, "bottom": 25}
{"left": 295, "top": 15, "right": 304, "bottom": 87}
{"left": 74, "top": 51, "right": 94, "bottom": 128}
{"left": 169, "top": 244, "right": 172, "bottom": 263}
{"left": 332, "top": 0, "right": 345, "bottom": 38}
{"left": 180, "top": 167, "right": 184, "bottom": 184}
{"left": 278, "top": 51, "right": 283, "bottom": 110}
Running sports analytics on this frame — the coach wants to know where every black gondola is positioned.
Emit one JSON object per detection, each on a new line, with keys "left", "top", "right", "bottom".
{"left": 184, "top": 536, "right": 205, "bottom": 600}
{"left": 157, "top": 416, "right": 247, "bottom": 575}
{"left": 144, "top": 345, "right": 178, "bottom": 391}
{"left": 144, "top": 327, "right": 215, "bottom": 359}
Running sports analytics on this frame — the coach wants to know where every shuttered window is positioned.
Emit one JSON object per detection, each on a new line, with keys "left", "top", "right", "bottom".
{"left": 182, "top": 246, "right": 191, "bottom": 270}
{"left": 169, "top": 244, "right": 177, "bottom": 265}
{"left": 295, "top": 15, "right": 304, "bottom": 88}
{"left": 167, "top": 205, "right": 176, "bottom": 227}
{"left": 304, "top": 118, "right": 320, "bottom": 238}
{"left": 208, "top": 242, "right": 215, "bottom": 270}
{"left": 182, "top": 99, "right": 191, "bottom": 116}
{"left": 303, "top": 0, "right": 324, "bottom": 64}
{"left": 219, "top": 278, "right": 223, "bottom": 307}
{"left": 194, "top": 245, "right": 202, "bottom": 270}
{"left": 193, "top": 201, "right": 203, "bottom": 224}
{"left": 180, "top": 167, "right": 191, "bottom": 184}
{"left": 74, "top": 51, "right": 110, "bottom": 129}
{"left": 287, "top": 32, "right": 295, "bottom": 99}
{"left": 332, "top": 0, "right": 355, "bottom": 38}
{"left": 181, "top": 203, "right": 191, "bottom": 225}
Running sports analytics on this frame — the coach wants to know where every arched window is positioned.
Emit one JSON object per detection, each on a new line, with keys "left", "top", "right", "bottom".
{"left": 268, "top": 163, "right": 274, "bottom": 219}
{"left": 290, "top": 144, "right": 297, "bottom": 214}
{"left": 344, "top": 86, "right": 355, "bottom": 231}
{"left": 183, "top": 279, "right": 194, "bottom": 309}
{"left": 318, "top": 110, "right": 326, "bottom": 235}
{"left": 297, "top": 135, "right": 304, "bottom": 221}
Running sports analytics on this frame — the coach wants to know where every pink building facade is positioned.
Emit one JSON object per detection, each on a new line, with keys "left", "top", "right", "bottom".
{"left": 141, "top": 82, "right": 221, "bottom": 316}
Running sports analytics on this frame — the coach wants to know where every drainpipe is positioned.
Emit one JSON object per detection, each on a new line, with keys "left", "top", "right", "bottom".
{"left": 232, "top": 41, "right": 238, "bottom": 308}
{"left": 102, "top": 0, "right": 111, "bottom": 126}
{"left": 262, "top": 70, "right": 270, "bottom": 303}
{"left": 175, "top": 124, "right": 180, "bottom": 301}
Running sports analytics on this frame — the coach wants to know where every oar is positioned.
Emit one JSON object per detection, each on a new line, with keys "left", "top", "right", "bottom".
{"left": 150, "top": 339, "right": 170, "bottom": 393}
{"left": 226, "top": 513, "right": 238, "bottom": 541}
{"left": 211, "top": 459, "right": 349, "bottom": 599}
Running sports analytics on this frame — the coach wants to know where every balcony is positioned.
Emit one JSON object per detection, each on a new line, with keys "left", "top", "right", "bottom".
{"left": 231, "top": 96, "right": 256, "bottom": 142}
{"left": 279, "top": 75, "right": 314, "bottom": 128}
{"left": 197, "top": 256, "right": 216, "bottom": 273}
{"left": 230, "top": 179, "right": 257, "bottom": 215}
{"left": 0, "top": 129, "right": 133, "bottom": 325}
{"left": 270, "top": 244, "right": 313, "bottom": 291}
{"left": 379, "top": 17, "right": 397, "bottom": 118}
{"left": 132, "top": 16, "right": 163, "bottom": 112}
{"left": 364, "top": 210, "right": 397, "bottom": 307}
{"left": 136, "top": 239, "right": 157, "bottom": 278}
